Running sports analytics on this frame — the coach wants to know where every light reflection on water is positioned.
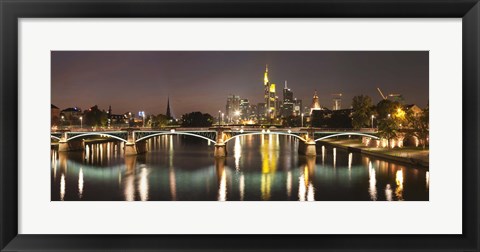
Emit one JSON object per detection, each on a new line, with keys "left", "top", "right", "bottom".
{"left": 51, "top": 135, "right": 429, "bottom": 201}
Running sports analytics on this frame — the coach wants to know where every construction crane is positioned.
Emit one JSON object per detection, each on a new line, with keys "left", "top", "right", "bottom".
{"left": 377, "top": 88, "right": 402, "bottom": 101}
{"left": 377, "top": 88, "right": 387, "bottom": 100}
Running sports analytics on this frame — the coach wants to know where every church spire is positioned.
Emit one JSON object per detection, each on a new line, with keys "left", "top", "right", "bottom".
{"left": 310, "top": 89, "right": 321, "bottom": 115}
{"left": 166, "top": 96, "right": 172, "bottom": 119}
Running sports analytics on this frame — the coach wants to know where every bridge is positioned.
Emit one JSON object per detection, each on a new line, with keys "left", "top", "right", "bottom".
{"left": 51, "top": 127, "right": 379, "bottom": 157}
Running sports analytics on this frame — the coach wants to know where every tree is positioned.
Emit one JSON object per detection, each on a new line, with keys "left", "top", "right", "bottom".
{"left": 406, "top": 106, "right": 429, "bottom": 149}
{"left": 181, "top": 112, "right": 214, "bottom": 127}
{"left": 150, "top": 114, "right": 169, "bottom": 128}
{"left": 84, "top": 105, "right": 108, "bottom": 127}
{"left": 376, "top": 99, "right": 401, "bottom": 120}
{"left": 378, "top": 117, "right": 399, "bottom": 148}
{"left": 351, "top": 95, "right": 372, "bottom": 129}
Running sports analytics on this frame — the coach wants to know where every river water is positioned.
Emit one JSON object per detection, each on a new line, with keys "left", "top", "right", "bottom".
{"left": 51, "top": 135, "right": 429, "bottom": 201}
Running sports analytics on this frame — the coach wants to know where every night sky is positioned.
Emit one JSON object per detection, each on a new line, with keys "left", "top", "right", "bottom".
{"left": 51, "top": 51, "right": 428, "bottom": 117}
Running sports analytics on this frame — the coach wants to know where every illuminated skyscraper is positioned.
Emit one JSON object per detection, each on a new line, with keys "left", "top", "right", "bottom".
{"left": 263, "top": 65, "right": 276, "bottom": 119}
{"left": 264, "top": 64, "right": 269, "bottom": 112}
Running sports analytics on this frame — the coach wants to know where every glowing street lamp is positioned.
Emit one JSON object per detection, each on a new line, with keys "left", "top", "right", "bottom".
{"left": 221, "top": 113, "right": 224, "bottom": 126}
{"left": 301, "top": 113, "right": 304, "bottom": 127}
{"left": 371, "top": 115, "right": 375, "bottom": 129}
{"left": 80, "top": 116, "right": 83, "bottom": 129}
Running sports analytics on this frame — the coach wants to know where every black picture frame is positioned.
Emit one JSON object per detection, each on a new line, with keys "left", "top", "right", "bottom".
{"left": 1, "top": 0, "right": 479, "bottom": 251}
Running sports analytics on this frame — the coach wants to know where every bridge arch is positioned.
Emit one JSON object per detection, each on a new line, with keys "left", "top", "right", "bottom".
{"left": 135, "top": 132, "right": 216, "bottom": 144}
{"left": 314, "top": 132, "right": 379, "bottom": 142}
{"left": 223, "top": 131, "right": 307, "bottom": 144}
{"left": 51, "top": 135, "right": 61, "bottom": 141}
{"left": 67, "top": 133, "right": 128, "bottom": 143}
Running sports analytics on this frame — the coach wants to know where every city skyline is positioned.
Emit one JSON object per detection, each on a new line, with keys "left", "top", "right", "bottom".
{"left": 52, "top": 51, "right": 428, "bottom": 117}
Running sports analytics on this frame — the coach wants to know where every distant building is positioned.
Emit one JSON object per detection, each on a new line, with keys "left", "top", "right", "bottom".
{"left": 51, "top": 104, "right": 60, "bottom": 127}
{"left": 310, "top": 90, "right": 322, "bottom": 115}
{"left": 226, "top": 94, "right": 241, "bottom": 122}
{"left": 283, "top": 81, "right": 294, "bottom": 103}
{"left": 332, "top": 93, "right": 342, "bottom": 110}
{"left": 107, "top": 106, "right": 128, "bottom": 125}
{"left": 257, "top": 103, "right": 267, "bottom": 119}
{"left": 293, "top": 98, "right": 302, "bottom": 116}
{"left": 239, "top": 99, "right": 250, "bottom": 120}
{"left": 263, "top": 65, "right": 277, "bottom": 119}
{"left": 404, "top": 104, "right": 423, "bottom": 117}
{"left": 249, "top": 104, "right": 258, "bottom": 120}
{"left": 60, "top": 107, "right": 82, "bottom": 125}
{"left": 282, "top": 81, "right": 294, "bottom": 117}
{"left": 311, "top": 108, "right": 353, "bottom": 128}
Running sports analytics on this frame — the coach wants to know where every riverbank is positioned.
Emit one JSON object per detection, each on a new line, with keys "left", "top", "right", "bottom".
{"left": 319, "top": 138, "right": 429, "bottom": 169}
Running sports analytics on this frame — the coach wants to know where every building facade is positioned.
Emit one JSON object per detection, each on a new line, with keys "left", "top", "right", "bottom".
{"left": 226, "top": 94, "right": 241, "bottom": 123}
{"left": 310, "top": 90, "right": 322, "bottom": 115}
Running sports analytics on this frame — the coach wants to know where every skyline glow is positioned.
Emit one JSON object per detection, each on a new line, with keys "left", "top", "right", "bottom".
{"left": 52, "top": 51, "right": 428, "bottom": 117}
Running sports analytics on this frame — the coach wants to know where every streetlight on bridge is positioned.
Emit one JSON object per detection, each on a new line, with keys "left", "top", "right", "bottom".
{"left": 371, "top": 115, "right": 375, "bottom": 129}
{"left": 80, "top": 116, "right": 83, "bottom": 129}
{"left": 301, "top": 113, "right": 304, "bottom": 127}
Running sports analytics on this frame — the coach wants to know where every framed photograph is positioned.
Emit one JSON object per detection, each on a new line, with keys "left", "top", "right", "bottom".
{"left": 1, "top": 0, "right": 478, "bottom": 251}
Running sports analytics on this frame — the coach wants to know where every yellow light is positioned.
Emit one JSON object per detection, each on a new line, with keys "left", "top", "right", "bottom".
{"left": 270, "top": 83, "right": 276, "bottom": 93}
{"left": 264, "top": 66, "right": 269, "bottom": 85}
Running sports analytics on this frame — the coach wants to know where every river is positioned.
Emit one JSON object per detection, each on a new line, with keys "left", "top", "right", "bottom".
{"left": 51, "top": 134, "right": 429, "bottom": 201}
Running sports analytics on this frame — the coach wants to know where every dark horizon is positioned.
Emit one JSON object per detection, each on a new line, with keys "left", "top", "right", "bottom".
{"left": 51, "top": 51, "right": 428, "bottom": 117}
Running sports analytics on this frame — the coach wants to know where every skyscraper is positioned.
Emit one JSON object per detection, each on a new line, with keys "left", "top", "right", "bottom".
{"left": 264, "top": 64, "right": 269, "bottom": 114}
{"left": 239, "top": 99, "right": 250, "bottom": 120}
{"left": 263, "top": 65, "right": 276, "bottom": 119}
{"left": 283, "top": 81, "right": 294, "bottom": 103}
{"left": 282, "top": 81, "right": 294, "bottom": 117}
{"left": 294, "top": 98, "right": 302, "bottom": 116}
{"left": 226, "top": 94, "right": 241, "bottom": 122}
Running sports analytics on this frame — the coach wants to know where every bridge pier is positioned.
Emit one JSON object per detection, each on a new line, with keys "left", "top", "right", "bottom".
{"left": 298, "top": 128, "right": 317, "bottom": 156}
{"left": 124, "top": 142, "right": 137, "bottom": 156}
{"left": 58, "top": 141, "right": 70, "bottom": 152}
{"left": 211, "top": 127, "right": 230, "bottom": 157}
{"left": 298, "top": 141, "right": 317, "bottom": 156}
{"left": 58, "top": 131, "right": 70, "bottom": 152}
{"left": 214, "top": 143, "right": 227, "bottom": 157}
{"left": 124, "top": 129, "right": 139, "bottom": 156}
{"left": 304, "top": 141, "right": 317, "bottom": 156}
